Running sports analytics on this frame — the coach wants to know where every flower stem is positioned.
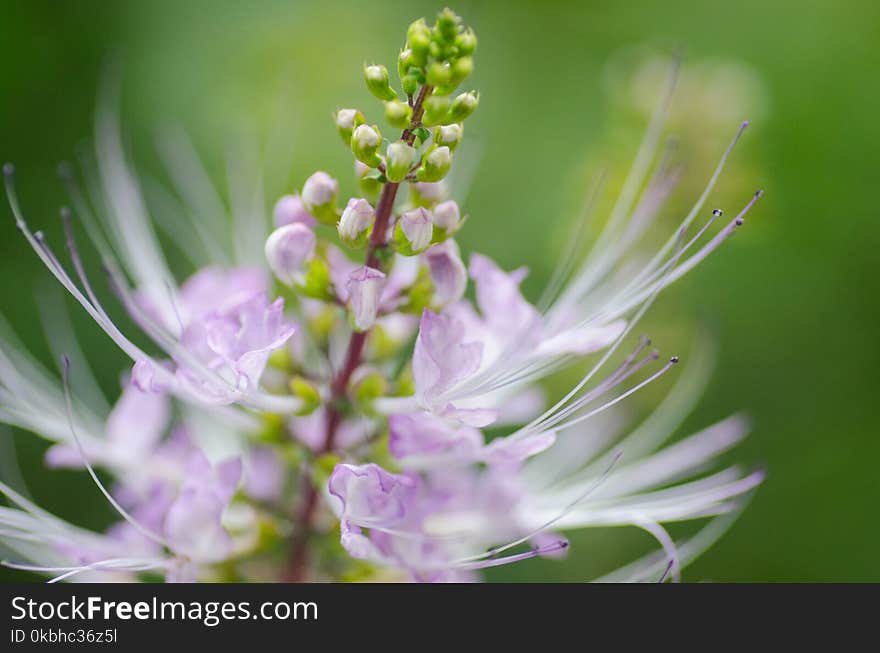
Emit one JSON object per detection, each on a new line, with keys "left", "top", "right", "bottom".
{"left": 285, "top": 84, "right": 433, "bottom": 582}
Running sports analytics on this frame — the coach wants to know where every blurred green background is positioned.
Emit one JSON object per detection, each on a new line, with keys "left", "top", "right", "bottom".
{"left": 1, "top": 0, "right": 878, "bottom": 581}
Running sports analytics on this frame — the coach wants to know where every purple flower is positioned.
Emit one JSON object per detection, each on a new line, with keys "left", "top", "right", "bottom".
{"left": 389, "top": 412, "right": 483, "bottom": 465}
{"left": 273, "top": 194, "right": 316, "bottom": 228}
{"left": 162, "top": 451, "right": 242, "bottom": 563}
{"left": 346, "top": 266, "right": 386, "bottom": 331}
{"left": 412, "top": 310, "right": 482, "bottom": 415}
{"left": 424, "top": 241, "right": 467, "bottom": 306}
{"left": 264, "top": 223, "right": 316, "bottom": 286}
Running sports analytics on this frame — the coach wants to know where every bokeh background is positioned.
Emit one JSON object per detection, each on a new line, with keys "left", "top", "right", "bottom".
{"left": 1, "top": 0, "right": 878, "bottom": 581}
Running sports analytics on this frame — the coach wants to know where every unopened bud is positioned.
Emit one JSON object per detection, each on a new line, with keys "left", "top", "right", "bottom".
{"left": 347, "top": 266, "right": 386, "bottom": 331}
{"left": 450, "top": 56, "right": 473, "bottom": 85}
{"left": 355, "top": 161, "right": 382, "bottom": 201}
{"left": 432, "top": 200, "right": 462, "bottom": 234}
{"left": 435, "top": 8, "right": 461, "bottom": 42}
{"left": 456, "top": 28, "right": 477, "bottom": 56}
{"left": 384, "top": 99, "right": 413, "bottom": 129}
{"left": 402, "top": 73, "right": 420, "bottom": 97}
{"left": 290, "top": 376, "right": 321, "bottom": 416}
{"left": 273, "top": 194, "right": 316, "bottom": 228}
{"left": 337, "top": 198, "right": 375, "bottom": 247}
{"left": 301, "top": 171, "right": 339, "bottom": 224}
{"left": 394, "top": 207, "right": 433, "bottom": 255}
{"left": 407, "top": 18, "right": 431, "bottom": 63}
{"left": 264, "top": 223, "right": 316, "bottom": 286}
{"left": 426, "top": 61, "right": 452, "bottom": 87}
{"left": 422, "top": 95, "right": 450, "bottom": 127}
{"left": 449, "top": 91, "right": 479, "bottom": 122}
{"left": 385, "top": 141, "right": 417, "bottom": 183}
{"left": 351, "top": 124, "right": 383, "bottom": 168}
{"left": 352, "top": 368, "right": 388, "bottom": 415}
{"left": 416, "top": 145, "right": 452, "bottom": 182}
{"left": 434, "top": 123, "right": 463, "bottom": 151}
{"left": 398, "top": 49, "right": 412, "bottom": 78}
{"left": 335, "top": 109, "right": 365, "bottom": 146}
{"left": 409, "top": 180, "right": 448, "bottom": 207}
{"left": 364, "top": 64, "right": 397, "bottom": 101}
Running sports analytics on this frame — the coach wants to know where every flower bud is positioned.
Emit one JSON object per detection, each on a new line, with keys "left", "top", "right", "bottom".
{"left": 364, "top": 64, "right": 397, "bottom": 101}
{"left": 426, "top": 61, "right": 452, "bottom": 87}
{"left": 450, "top": 56, "right": 473, "bottom": 85}
{"left": 290, "top": 376, "right": 321, "bottom": 416}
{"left": 300, "top": 256, "right": 333, "bottom": 301}
{"left": 337, "top": 198, "right": 375, "bottom": 247}
{"left": 385, "top": 141, "right": 417, "bottom": 183}
{"left": 384, "top": 99, "right": 412, "bottom": 129}
{"left": 402, "top": 73, "right": 419, "bottom": 97}
{"left": 406, "top": 18, "right": 431, "bottom": 63}
{"left": 351, "top": 123, "right": 383, "bottom": 168}
{"left": 347, "top": 266, "right": 386, "bottom": 331}
{"left": 435, "top": 8, "right": 461, "bottom": 42}
{"left": 422, "top": 95, "right": 450, "bottom": 127}
{"left": 301, "top": 171, "right": 339, "bottom": 224}
{"left": 409, "top": 180, "right": 447, "bottom": 207}
{"left": 394, "top": 207, "right": 433, "bottom": 255}
{"left": 273, "top": 194, "right": 316, "bottom": 228}
{"left": 352, "top": 368, "right": 388, "bottom": 415}
{"left": 456, "top": 28, "right": 477, "bottom": 56}
{"left": 335, "top": 109, "right": 365, "bottom": 146}
{"left": 355, "top": 161, "right": 381, "bottom": 201}
{"left": 398, "top": 49, "right": 412, "bottom": 79}
{"left": 434, "top": 123, "right": 463, "bottom": 151}
{"left": 264, "top": 223, "right": 316, "bottom": 286}
{"left": 432, "top": 200, "right": 461, "bottom": 234}
{"left": 416, "top": 146, "right": 452, "bottom": 183}
{"left": 449, "top": 91, "right": 479, "bottom": 122}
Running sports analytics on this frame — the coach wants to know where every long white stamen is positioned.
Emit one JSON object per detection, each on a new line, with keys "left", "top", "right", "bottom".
{"left": 637, "top": 519, "right": 681, "bottom": 583}
{"left": 60, "top": 356, "right": 169, "bottom": 549}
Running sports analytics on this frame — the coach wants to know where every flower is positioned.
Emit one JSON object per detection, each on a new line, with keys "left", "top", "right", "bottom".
{"left": 0, "top": 8, "right": 764, "bottom": 584}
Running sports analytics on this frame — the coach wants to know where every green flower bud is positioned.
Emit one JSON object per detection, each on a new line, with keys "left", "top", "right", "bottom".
{"left": 434, "top": 123, "right": 463, "bottom": 151}
{"left": 456, "top": 28, "right": 477, "bottom": 56}
{"left": 435, "top": 8, "right": 461, "bottom": 42}
{"left": 300, "top": 171, "right": 339, "bottom": 225}
{"left": 351, "top": 123, "right": 383, "bottom": 168}
{"left": 364, "top": 64, "right": 397, "bottom": 101}
{"left": 426, "top": 61, "right": 452, "bottom": 87}
{"left": 384, "top": 99, "right": 412, "bottom": 129}
{"left": 335, "top": 109, "right": 364, "bottom": 145}
{"left": 398, "top": 48, "right": 413, "bottom": 79}
{"left": 355, "top": 161, "right": 382, "bottom": 202}
{"left": 352, "top": 369, "right": 388, "bottom": 416}
{"left": 290, "top": 376, "right": 321, "bottom": 416}
{"left": 385, "top": 141, "right": 417, "bottom": 183}
{"left": 407, "top": 18, "right": 431, "bottom": 62}
{"left": 422, "top": 95, "right": 450, "bottom": 127}
{"left": 402, "top": 73, "right": 419, "bottom": 97}
{"left": 416, "top": 145, "right": 452, "bottom": 182}
{"left": 298, "top": 255, "right": 334, "bottom": 301}
{"left": 448, "top": 90, "right": 479, "bottom": 122}
{"left": 450, "top": 56, "right": 473, "bottom": 85}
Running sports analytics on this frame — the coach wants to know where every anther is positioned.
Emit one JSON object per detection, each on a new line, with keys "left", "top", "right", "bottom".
{"left": 669, "top": 356, "right": 680, "bottom": 364}
{"left": 3, "top": 163, "right": 14, "bottom": 177}
{"left": 712, "top": 208, "right": 723, "bottom": 217}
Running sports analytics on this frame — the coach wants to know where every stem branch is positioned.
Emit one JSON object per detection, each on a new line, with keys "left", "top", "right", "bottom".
{"left": 285, "top": 84, "right": 433, "bottom": 581}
